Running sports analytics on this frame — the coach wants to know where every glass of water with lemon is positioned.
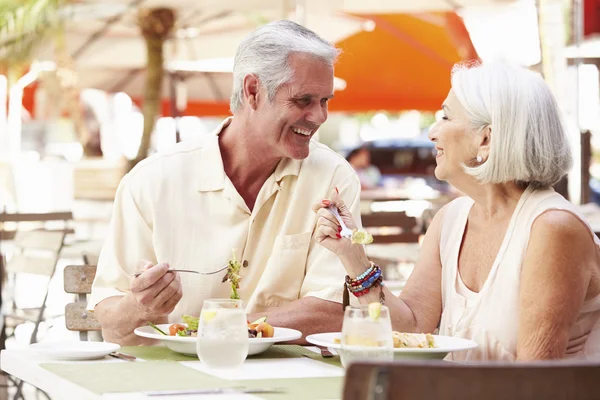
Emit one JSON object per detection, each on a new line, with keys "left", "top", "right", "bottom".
{"left": 340, "top": 302, "right": 394, "bottom": 367}
{"left": 196, "top": 299, "right": 249, "bottom": 368}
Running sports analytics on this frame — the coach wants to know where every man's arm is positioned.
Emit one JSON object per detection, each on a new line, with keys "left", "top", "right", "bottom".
{"left": 95, "top": 295, "right": 163, "bottom": 345}
{"left": 95, "top": 263, "right": 182, "bottom": 346}
{"left": 247, "top": 297, "right": 343, "bottom": 343}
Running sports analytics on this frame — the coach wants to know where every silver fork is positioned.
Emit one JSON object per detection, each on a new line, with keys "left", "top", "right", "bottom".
{"left": 132, "top": 266, "right": 228, "bottom": 278}
{"left": 328, "top": 205, "right": 353, "bottom": 239}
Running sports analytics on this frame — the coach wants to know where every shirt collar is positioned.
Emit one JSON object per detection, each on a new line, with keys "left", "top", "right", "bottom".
{"left": 197, "top": 117, "right": 304, "bottom": 191}
{"left": 197, "top": 117, "right": 232, "bottom": 192}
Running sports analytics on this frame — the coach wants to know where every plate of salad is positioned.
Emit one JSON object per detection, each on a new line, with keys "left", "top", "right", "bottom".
{"left": 134, "top": 250, "right": 301, "bottom": 356}
{"left": 134, "top": 315, "right": 302, "bottom": 356}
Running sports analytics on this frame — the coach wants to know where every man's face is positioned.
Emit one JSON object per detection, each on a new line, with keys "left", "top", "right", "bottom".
{"left": 253, "top": 53, "right": 334, "bottom": 160}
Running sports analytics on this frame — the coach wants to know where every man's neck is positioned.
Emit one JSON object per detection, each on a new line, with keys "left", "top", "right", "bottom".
{"left": 219, "top": 118, "right": 281, "bottom": 210}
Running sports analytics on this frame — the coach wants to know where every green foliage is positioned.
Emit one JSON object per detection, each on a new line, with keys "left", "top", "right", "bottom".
{"left": 0, "top": 0, "right": 65, "bottom": 68}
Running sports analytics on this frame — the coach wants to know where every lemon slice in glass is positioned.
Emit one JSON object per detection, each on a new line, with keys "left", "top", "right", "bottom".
{"left": 368, "top": 302, "right": 381, "bottom": 321}
{"left": 202, "top": 310, "right": 217, "bottom": 323}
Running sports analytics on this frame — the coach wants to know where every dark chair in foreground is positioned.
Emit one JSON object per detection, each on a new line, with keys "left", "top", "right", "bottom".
{"left": 343, "top": 360, "right": 600, "bottom": 400}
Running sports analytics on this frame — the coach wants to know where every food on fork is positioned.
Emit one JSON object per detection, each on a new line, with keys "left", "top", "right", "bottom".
{"left": 222, "top": 249, "right": 242, "bottom": 300}
{"left": 351, "top": 230, "right": 374, "bottom": 245}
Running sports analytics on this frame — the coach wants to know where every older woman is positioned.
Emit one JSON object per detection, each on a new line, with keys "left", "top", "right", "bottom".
{"left": 315, "top": 61, "right": 600, "bottom": 361}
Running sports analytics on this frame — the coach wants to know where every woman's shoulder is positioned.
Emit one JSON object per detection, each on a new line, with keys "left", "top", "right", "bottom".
{"left": 528, "top": 188, "right": 599, "bottom": 245}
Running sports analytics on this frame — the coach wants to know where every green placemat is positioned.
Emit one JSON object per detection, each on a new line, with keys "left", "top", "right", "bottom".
{"left": 39, "top": 345, "right": 344, "bottom": 400}
{"left": 119, "top": 345, "right": 198, "bottom": 361}
{"left": 119, "top": 344, "right": 342, "bottom": 367}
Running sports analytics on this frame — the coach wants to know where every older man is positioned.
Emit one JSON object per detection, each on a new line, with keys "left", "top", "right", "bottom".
{"left": 89, "top": 20, "right": 361, "bottom": 345}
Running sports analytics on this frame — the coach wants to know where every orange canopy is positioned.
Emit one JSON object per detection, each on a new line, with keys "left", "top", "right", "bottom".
{"left": 329, "top": 12, "right": 478, "bottom": 112}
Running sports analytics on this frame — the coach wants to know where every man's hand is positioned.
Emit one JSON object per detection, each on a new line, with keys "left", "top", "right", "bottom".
{"left": 95, "top": 261, "right": 183, "bottom": 345}
{"left": 131, "top": 262, "right": 183, "bottom": 317}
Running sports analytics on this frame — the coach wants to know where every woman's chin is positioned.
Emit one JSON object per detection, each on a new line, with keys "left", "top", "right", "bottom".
{"left": 434, "top": 167, "right": 445, "bottom": 181}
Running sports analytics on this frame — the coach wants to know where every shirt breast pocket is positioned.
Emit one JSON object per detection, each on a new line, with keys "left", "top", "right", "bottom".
{"left": 249, "top": 232, "right": 312, "bottom": 310}
{"left": 272, "top": 231, "right": 312, "bottom": 253}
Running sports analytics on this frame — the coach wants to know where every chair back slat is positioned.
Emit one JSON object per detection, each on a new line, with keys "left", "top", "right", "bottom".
{"left": 362, "top": 212, "right": 417, "bottom": 230}
{"left": 0, "top": 211, "right": 73, "bottom": 223}
{"left": 371, "top": 233, "right": 421, "bottom": 244}
{"left": 362, "top": 212, "right": 420, "bottom": 244}
{"left": 6, "top": 254, "right": 58, "bottom": 276}
{"left": 13, "top": 230, "right": 66, "bottom": 252}
{"left": 64, "top": 265, "right": 97, "bottom": 294}
{"left": 343, "top": 361, "right": 600, "bottom": 400}
{"left": 65, "top": 302, "right": 101, "bottom": 332}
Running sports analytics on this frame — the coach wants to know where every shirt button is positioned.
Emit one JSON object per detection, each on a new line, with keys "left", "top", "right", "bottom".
{"left": 243, "top": 260, "right": 249, "bottom": 268}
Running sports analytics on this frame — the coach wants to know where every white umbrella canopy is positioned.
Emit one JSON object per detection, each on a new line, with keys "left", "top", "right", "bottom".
{"left": 30, "top": 0, "right": 367, "bottom": 103}
{"left": 75, "top": 67, "right": 234, "bottom": 103}
{"left": 38, "top": 0, "right": 366, "bottom": 69}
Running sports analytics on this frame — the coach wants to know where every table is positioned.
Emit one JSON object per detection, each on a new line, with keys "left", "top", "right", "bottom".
{"left": 1, "top": 345, "right": 345, "bottom": 400}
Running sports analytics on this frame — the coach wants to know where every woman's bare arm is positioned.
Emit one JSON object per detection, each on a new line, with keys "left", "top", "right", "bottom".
{"left": 337, "top": 205, "right": 447, "bottom": 333}
{"left": 517, "top": 210, "right": 599, "bottom": 360}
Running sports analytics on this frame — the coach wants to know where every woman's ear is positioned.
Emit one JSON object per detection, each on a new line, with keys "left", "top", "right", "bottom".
{"left": 242, "top": 74, "right": 260, "bottom": 110}
{"left": 477, "top": 125, "right": 492, "bottom": 162}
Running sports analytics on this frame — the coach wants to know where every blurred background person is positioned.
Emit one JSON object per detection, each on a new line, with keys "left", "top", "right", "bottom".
{"left": 346, "top": 146, "right": 382, "bottom": 189}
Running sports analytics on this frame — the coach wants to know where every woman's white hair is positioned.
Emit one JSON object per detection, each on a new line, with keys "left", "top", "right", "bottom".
{"left": 452, "top": 61, "right": 573, "bottom": 188}
{"left": 230, "top": 20, "right": 339, "bottom": 113}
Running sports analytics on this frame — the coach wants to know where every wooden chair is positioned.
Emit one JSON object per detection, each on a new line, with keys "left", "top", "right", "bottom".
{"left": 0, "top": 211, "right": 74, "bottom": 241}
{"left": 343, "top": 360, "right": 600, "bottom": 400}
{"left": 1, "top": 229, "right": 68, "bottom": 345}
{"left": 64, "top": 265, "right": 101, "bottom": 341}
{"left": 361, "top": 212, "right": 421, "bottom": 244}
{"left": 361, "top": 212, "right": 422, "bottom": 280}
{"left": 0, "top": 212, "right": 76, "bottom": 346}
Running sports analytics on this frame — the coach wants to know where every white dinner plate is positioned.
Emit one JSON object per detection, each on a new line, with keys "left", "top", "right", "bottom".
{"left": 134, "top": 324, "right": 302, "bottom": 357}
{"left": 29, "top": 341, "right": 121, "bottom": 361}
{"left": 306, "top": 332, "right": 478, "bottom": 360}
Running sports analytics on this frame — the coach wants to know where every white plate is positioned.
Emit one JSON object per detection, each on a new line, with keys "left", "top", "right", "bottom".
{"left": 30, "top": 341, "right": 121, "bottom": 361}
{"left": 306, "top": 332, "right": 478, "bottom": 360}
{"left": 134, "top": 324, "right": 302, "bottom": 357}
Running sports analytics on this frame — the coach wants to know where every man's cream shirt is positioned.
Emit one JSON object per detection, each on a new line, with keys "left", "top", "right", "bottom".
{"left": 88, "top": 117, "right": 362, "bottom": 321}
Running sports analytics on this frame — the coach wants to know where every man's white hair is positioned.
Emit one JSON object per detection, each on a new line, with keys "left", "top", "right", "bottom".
{"left": 452, "top": 61, "right": 573, "bottom": 188}
{"left": 230, "top": 20, "right": 339, "bottom": 113}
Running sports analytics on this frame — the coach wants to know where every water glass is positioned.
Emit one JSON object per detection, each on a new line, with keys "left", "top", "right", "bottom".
{"left": 339, "top": 304, "right": 394, "bottom": 367}
{"left": 196, "top": 299, "right": 249, "bottom": 369}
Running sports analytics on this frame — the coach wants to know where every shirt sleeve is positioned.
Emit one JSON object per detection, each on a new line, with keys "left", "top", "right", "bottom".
{"left": 87, "top": 173, "right": 157, "bottom": 311}
{"left": 299, "top": 174, "right": 363, "bottom": 304}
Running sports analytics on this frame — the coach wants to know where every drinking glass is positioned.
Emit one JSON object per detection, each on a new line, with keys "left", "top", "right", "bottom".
{"left": 196, "top": 299, "right": 249, "bottom": 368}
{"left": 339, "top": 304, "right": 394, "bottom": 367}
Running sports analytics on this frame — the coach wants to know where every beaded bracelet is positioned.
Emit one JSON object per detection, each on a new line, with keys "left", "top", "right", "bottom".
{"left": 347, "top": 268, "right": 382, "bottom": 293}
{"left": 342, "top": 262, "right": 386, "bottom": 309}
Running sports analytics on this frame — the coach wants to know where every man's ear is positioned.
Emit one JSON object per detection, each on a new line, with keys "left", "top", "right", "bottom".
{"left": 243, "top": 74, "right": 260, "bottom": 110}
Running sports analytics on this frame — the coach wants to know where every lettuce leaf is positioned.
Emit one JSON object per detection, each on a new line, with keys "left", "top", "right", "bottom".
{"left": 182, "top": 315, "right": 199, "bottom": 331}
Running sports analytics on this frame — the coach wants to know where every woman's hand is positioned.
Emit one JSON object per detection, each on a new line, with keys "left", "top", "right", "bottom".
{"left": 313, "top": 188, "right": 357, "bottom": 256}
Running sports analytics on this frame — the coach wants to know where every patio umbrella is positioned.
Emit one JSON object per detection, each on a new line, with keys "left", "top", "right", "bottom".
{"left": 21, "top": 1, "right": 366, "bottom": 117}
{"left": 329, "top": 12, "right": 479, "bottom": 112}
{"left": 150, "top": 11, "right": 479, "bottom": 115}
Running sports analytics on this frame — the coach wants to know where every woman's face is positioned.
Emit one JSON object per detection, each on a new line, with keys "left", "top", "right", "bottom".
{"left": 428, "top": 90, "right": 480, "bottom": 183}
